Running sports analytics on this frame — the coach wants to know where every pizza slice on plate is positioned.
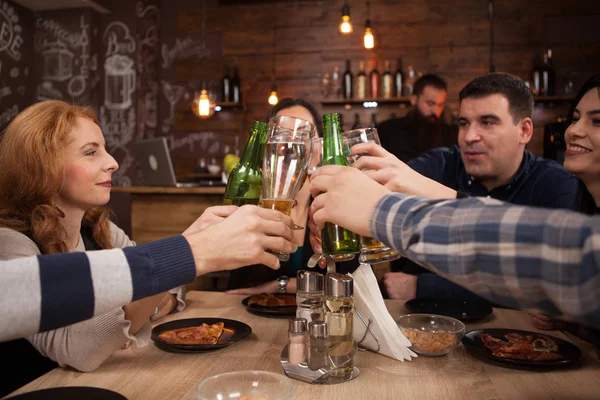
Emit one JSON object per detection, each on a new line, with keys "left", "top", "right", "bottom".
{"left": 158, "top": 322, "right": 225, "bottom": 345}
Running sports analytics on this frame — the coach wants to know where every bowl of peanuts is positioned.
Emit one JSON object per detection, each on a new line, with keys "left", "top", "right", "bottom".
{"left": 397, "top": 314, "right": 465, "bottom": 356}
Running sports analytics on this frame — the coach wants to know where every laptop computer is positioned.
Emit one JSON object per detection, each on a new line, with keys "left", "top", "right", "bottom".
{"left": 136, "top": 137, "right": 222, "bottom": 187}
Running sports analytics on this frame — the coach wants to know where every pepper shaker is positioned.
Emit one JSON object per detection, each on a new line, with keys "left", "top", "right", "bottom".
{"left": 308, "top": 321, "right": 328, "bottom": 371}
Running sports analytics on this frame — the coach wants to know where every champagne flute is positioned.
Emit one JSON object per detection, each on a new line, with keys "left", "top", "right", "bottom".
{"left": 262, "top": 115, "right": 315, "bottom": 261}
{"left": 342, "top": 127, "right": 401, "bottom": 264}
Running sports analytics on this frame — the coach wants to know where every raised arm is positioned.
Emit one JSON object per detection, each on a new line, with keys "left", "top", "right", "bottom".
{"left": 309, "top": 165, "right": 600, "bottom": 329}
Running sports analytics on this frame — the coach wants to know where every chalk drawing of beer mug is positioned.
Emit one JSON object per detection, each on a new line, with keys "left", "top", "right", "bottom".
{"left": 104, "top": 54, "right": 136, "bottom": 110}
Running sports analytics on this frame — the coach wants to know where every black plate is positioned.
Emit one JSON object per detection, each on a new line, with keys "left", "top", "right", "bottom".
{"left": 242, "top": 294, "right": 297, "bottom": 318}
{"left": 6, "top": 387, "right": 126, "bottom": 399}
{"left": 405, "top": 297, "right": 493, "bottom": 321}
{"left": 151, "top": 318, "right": 251, "bottom": 352}
{"left": 462, "top": 329, "right": 582, "bottom": 369}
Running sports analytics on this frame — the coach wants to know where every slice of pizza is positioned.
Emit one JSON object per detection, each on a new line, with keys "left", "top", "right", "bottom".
{"left": 480, "top": 333, "right": 505, "bottom": 350}
{"left": 247, "top": 293, "right": 296, "bottom": 307}
{"left": 158, "top": 322, "right": 225, "bottom": 345}
{"left": 530, "top": 351, "right": 562, "bottom": 361}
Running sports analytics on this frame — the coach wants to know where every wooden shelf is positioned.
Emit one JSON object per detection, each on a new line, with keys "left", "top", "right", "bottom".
{"left": 534, "top": 96, "right": 574, "bottom": 103}
{"left": 320, "top": 98, "right": 412, "bottom": 106}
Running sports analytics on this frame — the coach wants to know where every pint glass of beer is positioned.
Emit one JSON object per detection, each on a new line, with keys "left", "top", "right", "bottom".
{"left": 262, "top": 115, "right": 315, "bottom": 261}
{"left": 342, "top": 127, "right": 400, "bottom": 264}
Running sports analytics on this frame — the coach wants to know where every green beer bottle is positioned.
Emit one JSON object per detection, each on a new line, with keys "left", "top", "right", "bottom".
{"left": 223, "top": 121, "right": 269, "bottom": 206}
{"left": 321, "top": 113, "right": 361, "bottom": 259}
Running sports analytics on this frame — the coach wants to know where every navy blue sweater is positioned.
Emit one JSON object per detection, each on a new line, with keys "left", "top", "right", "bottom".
{"left": 401, "top": 146, "right": 581, "bottom": 299}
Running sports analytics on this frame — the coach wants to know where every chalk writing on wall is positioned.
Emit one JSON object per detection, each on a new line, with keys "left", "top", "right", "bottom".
{"left": 136, "top": 1, "right": 160, "bottom": 140}
{"left": 161, "top": 36, "right": 209, "bottom": 69}
{"left": 0, "top": 0, "right": 23, "bottom": 61}
{"left": 34, "top": 14, "right": 92, "bottom": 102}
{"left": 100, "top": 19, "right": 137, "bottom": 186}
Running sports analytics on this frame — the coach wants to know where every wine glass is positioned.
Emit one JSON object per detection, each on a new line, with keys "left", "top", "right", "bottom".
{"left": 342, "top": 127, "right": 401, "bottom": 264}
{"left": 262, "top": 115, "right": 315, "bottom": 261}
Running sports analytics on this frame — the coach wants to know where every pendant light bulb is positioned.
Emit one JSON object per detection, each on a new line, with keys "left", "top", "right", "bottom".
{"left": 363, "top": 19, "right": 375, "bottom": 49}
{"left": 268, "top": 83, "right": 279, "bottom": 105}
{"left": 339, "top": 4, "right": 352, "bottom": 34}
{"left": 191, "top": 83, "right": 215, "bottom": 119}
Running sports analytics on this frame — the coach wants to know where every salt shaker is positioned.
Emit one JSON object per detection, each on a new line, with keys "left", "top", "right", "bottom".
{"left": 308, "top": 321, "right": 328, "bottom": 371}
{"left": 288, "top": 317, "right": 308, "bottom": 365}
{"left": 296, "top": 270, "right": 324, "bottom": 324}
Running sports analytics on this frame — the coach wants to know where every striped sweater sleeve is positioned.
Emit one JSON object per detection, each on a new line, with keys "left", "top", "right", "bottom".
{"left": 370, "top": 193, "right": 600, "bottom": 329}
{"left": 0, "top": 235, "right": 195, "bottom": 342}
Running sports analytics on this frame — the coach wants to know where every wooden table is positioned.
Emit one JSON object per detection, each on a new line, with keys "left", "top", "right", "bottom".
{"left": 9, "top": 291, "right": 600, "bottom": 400}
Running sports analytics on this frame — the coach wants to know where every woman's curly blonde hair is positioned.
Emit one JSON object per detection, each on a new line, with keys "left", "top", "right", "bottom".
{"left": 0, "top": 100, "right": 113, "bottom": 254}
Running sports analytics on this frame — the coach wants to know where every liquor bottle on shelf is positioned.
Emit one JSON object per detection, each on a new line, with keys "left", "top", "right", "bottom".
{"left": 542, "top": 49, "right": 556, "bottom": 96}
{"left": 320, "top": 72, "right": 331, "bottom": 98}
{"left": 404, "top": 65, "right": 415, "bottom": 96}
{"left": 394, "top": 58, "right": 404, "bottom": 98}
{"left": 321, "top": 113, "right": 361, "bottom": 260}
{"left": 381, "top": 60, "right": 393, "bottom": 99}
{"left": 230, "top": 66, "right": 241, "bottom": 103}
{"left": 222, "top": 65, "right": 231, "bottom": 103}
{"left": 369, "top": 113, "right": 377, "bottom": 128}
{"left": 532, "top": 55, "right": 542, "bottom": 95}
{"left": 351, "top": 113, "right": 361, "bottom": 129}
{"left": 355, "top": 60, "right": 368, "bottom": 100}
{"left": 369, "top": 59, "right": 380, "bottom": 99}
{"left": 223, "top": 121, "right": 269, "bottom": 206}
{"left": 332, "top": 65, "right": 342, "bottom": 98}
{"left": 343, "top": 60, "right": 353, "bottom": 99}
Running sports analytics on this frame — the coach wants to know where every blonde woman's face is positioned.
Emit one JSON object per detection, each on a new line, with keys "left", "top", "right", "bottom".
{"left": 58, "top": 117, "right": 118, "bottom": 211}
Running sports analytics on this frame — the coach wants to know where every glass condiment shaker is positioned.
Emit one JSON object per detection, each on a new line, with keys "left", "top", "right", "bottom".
{"left": 288, "top": 317, "right": 308, "bottom": 365}
{"left": 325, "top": 273, "right": 356, "bottom": 378}
{"left": 308, "top": 321, "right": 328, "bottom": 371}
{"left": 296, "top": 270, "right": 324, "bottom": 324}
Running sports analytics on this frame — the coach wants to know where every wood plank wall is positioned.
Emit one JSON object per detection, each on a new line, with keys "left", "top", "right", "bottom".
{"left": 172, "top": 0, "right": 600, "bottom": 166}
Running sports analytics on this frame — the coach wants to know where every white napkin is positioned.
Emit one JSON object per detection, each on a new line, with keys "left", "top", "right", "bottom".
{"left": 351, "top": 263, "right": 416, "bottom": 361}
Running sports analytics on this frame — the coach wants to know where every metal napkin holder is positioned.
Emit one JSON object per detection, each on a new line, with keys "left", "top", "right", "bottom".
{"left": 279, "top": 308, "right": 380, "bottom": 384}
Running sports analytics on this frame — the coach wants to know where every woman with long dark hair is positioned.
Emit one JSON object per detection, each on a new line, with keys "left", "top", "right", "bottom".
{"left": 226, "top": 98, "right": 325, "bottom": 293}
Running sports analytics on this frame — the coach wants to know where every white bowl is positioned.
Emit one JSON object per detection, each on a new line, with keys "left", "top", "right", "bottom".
{"left": 196, "top": 370, "right": 294, "bottom": 400}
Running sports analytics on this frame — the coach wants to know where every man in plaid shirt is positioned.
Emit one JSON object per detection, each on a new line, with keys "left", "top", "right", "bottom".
{"left": 309, "top": 165, "right": 600, "bottom": 330}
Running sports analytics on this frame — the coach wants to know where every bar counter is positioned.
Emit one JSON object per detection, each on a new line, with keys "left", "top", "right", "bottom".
{"left": 111, "top": 186, "right": 225, "bottom": 244}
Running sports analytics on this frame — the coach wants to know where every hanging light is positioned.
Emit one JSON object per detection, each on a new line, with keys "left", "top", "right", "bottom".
{"left": 339, "top": 2, "right": 352, "bottom": 34}
{"left": 268, "top": 83, "right": 279, "bottom": 105}
{"left": 191, "top": 82, "right": 215, "bottom": 119}
{"left": 363, "top": 0, "right": 374, "bottom": 49}
{"left": 190, "top": 1, "right": 215, "bottom": 119}
{"left": 363, "top": 19, "right": 374, "bottom": 49}
{"left": 268, "top": 13, "right": 279, "bottom": 105}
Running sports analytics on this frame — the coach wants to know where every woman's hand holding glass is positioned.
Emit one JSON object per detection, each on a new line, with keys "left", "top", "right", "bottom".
{"left": 261, "top": 115, "right": 315, "bottom": 261}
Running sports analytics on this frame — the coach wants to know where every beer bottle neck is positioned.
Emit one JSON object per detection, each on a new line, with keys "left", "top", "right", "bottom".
{"left": 240, "top": 122, "right": 267, "bottom": 167}
{"left": 322, "top": 113, "right": 348, "bottom": 166}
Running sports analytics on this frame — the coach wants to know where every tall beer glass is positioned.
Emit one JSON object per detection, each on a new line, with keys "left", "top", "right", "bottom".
{"left": 262, "top": 115, "right": 315, "bottom": 261}
{"left": 342, "top": 127, "right": 401, "bottom": 264}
